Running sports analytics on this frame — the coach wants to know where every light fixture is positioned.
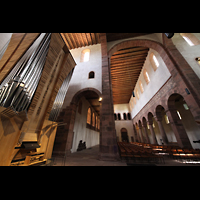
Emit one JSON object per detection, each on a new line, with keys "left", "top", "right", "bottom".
{"left": 99, "top": 97, "right": 102, "bottom": 102}
{"left": 165, "top": 33, "right": 174, "bottom": 39}
{"left": 195, "top": 57, "right": 200, "bottom": 65}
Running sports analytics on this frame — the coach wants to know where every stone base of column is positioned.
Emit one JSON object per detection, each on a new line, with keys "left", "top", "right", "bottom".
{"left": 98, "top": 145, "right": 120, "bottom": 161}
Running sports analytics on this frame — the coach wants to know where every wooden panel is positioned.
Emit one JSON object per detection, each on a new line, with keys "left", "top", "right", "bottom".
{"left": 61, "top": 33, "right": 100, "bottom": 50}
{"left": 110, "top": 46, "right": 149, "bottom": 104}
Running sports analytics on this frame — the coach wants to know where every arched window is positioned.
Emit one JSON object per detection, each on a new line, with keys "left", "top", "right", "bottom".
{"left": 98, "top": 118, "right": 100, "bottom": 130}
{"left": 80, "top": 49, "right": 90, "bottom": 62}
{"left": 135, "top": 88, "right": 140, "bottom": 100}
{"left": 92, "top": 112, "right": 95, "bottom": 127}
{"left": 143, "top": 69, "right": 150, "bottom": 84}
{"left": 114, "top": 113, "right": 117, "bottom": 120}
{"left": 127, "top": 113, "right": 131, "bottom": 120}
{"left": 123, "top": 113, "right": 127, "bottom": 120}
{"left": 150, "top": 53, "right": 159, "bottom": 71}
{"left": 180, "top": 33, "right": 200, "bottom": 46}
{"left": 133, "top": 97, "right": 136, "bottom": 105}
{"left": 87, "top": 107, "right": 91, "bottom": 124}
{"left": 118, "top": 113, "right": 121, "bottom": 120}
{"left": 139, "top": 80, "right": 144, "bottom": 93}
{"left": 96, "top": 116, "right": 98, "bottom": 129}
{"left": 89, "top": 71, "right": 95, "bottom": 79}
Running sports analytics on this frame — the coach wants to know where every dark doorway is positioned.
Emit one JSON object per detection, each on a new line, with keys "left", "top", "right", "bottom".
{"left": 121, "top": 128, "right": 129, "bottom": 142}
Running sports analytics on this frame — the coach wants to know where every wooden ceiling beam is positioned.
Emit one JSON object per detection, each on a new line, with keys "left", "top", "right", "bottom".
{"left": 91, "top": 33, "right": 97, "bottom": 44}
{"left": 112, "top": 48, "right": 149, "bottom": 55}
{"left": 86, "top": 33, "right": 92, "bottom": 45}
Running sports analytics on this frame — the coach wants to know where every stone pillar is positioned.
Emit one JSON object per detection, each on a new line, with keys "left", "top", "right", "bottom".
{"left": 133, "top": 125, "right": 137, "bottom": 142}
{"left": 143, "top": 125, "right": 150, "bottom": 144}
{"left": 155, "top": 117, "right": 168, "bottom": 145}
{"left": 98, "top": 33, "right": 120, "bottom": 161}
{"left": 166, "top": 109, "right": 192, "bottom": 148}
{"left": 148, "top": 121, "right": 158, "bottom": 145}
{"left": 138, "top": 126, "right": 144, "bottom": 143}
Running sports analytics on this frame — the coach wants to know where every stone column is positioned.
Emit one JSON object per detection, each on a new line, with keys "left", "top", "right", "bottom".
{"left": 98, "top": 33, "right": 120, "bottom": 161}
{"left": 138, "top": 126, "right": 144, "bottom": 143}
{"left": 166, "top": 109, "right": 192, "bottom": 148}
{"left": 143, "top": 125, "right": 150, "bottom": 144}
{"left": 148, "top": 121, "right": 158, "bottom": 145}
{"left": 155, "top": 117, "right": 168, "bottom": 145}
{"left": 133, "top": 124, "right": 138, "bottom": 142}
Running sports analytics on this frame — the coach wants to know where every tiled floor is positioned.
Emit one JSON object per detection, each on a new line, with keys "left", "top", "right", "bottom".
{"left": 50, "top": 145, "right": 200, "bottom": 166}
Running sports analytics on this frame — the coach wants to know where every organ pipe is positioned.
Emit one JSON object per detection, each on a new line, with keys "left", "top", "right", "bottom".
{"left": 48, "top": 68, "right": 74, "bottom": 122}
{"left": 0, "top": 33, "right": 51, "bottom": 113}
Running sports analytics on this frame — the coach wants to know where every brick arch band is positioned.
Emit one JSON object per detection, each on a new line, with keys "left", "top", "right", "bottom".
{"left": 71, "top": 87, "right": 101, "bottom": 106}
{"left": 108, "top": 38, "right": 200, "bottom": 109}
{"left": 52, "top": 87, "right": 101, "bottom": 157}
{"left": 108, "top": 39, "right": 175, "bottom": 73}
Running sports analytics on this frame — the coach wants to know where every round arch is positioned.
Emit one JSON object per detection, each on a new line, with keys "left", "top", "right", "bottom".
{"left": 70, "top": 87, "right": 102, "bottom": 106}
{"left": 107, "top": 38, "right": 180, "bottom": 79}
{"left": 53, "top": 87, "right": 102, "bottom": 157}
{"left": 121, "top": 127, "right": 129, "bottom": 143}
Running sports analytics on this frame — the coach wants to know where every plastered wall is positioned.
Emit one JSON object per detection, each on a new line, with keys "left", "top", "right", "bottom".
{"left": 114, "top": 104, "right": 134, "bottom": 142}
{"left": 172, "top": 33, "right": 200, "bottom": 79}
{"left": 62, "top": 44, "right": 102, "bottom": 109}
{"left": 129, "top": 48, "right": 171, "bottom": 119}
{"left": 71, "top": 96, "right": 99, "bottom": 153}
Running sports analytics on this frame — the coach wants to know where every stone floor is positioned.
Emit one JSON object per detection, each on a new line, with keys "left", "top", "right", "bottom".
{"left": 50, "top": 145, "right": 200, "bottom": 166}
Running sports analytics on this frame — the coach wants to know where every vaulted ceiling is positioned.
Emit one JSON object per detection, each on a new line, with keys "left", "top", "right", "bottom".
{"left": 110, "top": 46, "right": 149, "bottom": 104}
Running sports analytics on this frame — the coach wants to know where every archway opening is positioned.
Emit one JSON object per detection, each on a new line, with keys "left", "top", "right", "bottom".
{"left": 168, "top": 93, "right": 200, "bottom": 149}
{"left": 52, "top": 88, "right": 101, "bottom": 157}
{"left": 155, "top": 105, "right": 176, "bottom": 145}
{"left": 71, "top": 89, "right": 101, "bottom": 153}
{"left": 121, "top": 128, "right": 129, "bottom": 143}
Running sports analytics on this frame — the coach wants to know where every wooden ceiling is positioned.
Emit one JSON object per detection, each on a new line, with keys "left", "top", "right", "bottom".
{"left": 106, "top": 33, "right": 152, "bottom": 42}
{"left": 110, "top": 46, "right": 149, "bottom": 104}
{"left": 60, "top": 33, "right": 152, "bottom": 105}
{"left": 60, "top": 33, "right": 100, "bottom": 50}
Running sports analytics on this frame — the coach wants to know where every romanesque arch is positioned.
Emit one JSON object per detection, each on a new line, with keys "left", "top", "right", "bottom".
{"left": 52, "top": 87, "right": 101, "bottom": 157}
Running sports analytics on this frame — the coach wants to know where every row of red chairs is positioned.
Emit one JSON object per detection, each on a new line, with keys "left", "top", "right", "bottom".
{"left": 130, "top": 142, "right": 200, "bottom": 162}
{"left": 117, "top": 142, "right": 165, "bottom": 163}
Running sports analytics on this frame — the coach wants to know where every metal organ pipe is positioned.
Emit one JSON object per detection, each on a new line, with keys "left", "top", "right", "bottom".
{"left": 0, "top": 33, "right": 51, "bottom": 113}
{"left": 49, "top": 68, "right": 74, "bottom": 122}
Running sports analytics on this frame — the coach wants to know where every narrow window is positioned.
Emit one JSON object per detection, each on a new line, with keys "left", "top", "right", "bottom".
{"left": 118, "top": 113, "right": 121, "bottom": 120}
{"left": 183, "top": 103, "right": 189, "bottom": 110}
{"left": 143, "top": 69, "right": 150, "bottom": 84}
{"left": 180, "top": 33, "right": 200, "bottom": 46}
{"left": 114, "top": 113, "right": 117, "bottom": 120}
{"left": 177, "top": 110, "right": 182, "bottom": 120}
{"left": 139, "top": 80, "right": 144, "bottom": 93}
{"left": 182, "top": 36, "right": 194, "bottom": 46}
{"left": 150, "top": 53, "right": 159, "bottom": 71}
{"left": 127, "top": 113, "right": 131, "bottom": 120}
{"left": 133, "top": 97, "right": 137, "bottom": 105}
{"left": 96, "top": 116, "right": 98, "bottom": 129}
{"left": 153, "top": 55, "right": 159, "bottom": 67}
{"left": 135, "top": 88, "right": 140, "bottom": 100}
{"left": 87, "top": 107, "right": 91, "bottom": 124}
{"left": 89, "top": 71, "right": 95, "bottom": 79}
{"left": 80, "top": 49, "right": 90, "bottom": 62}
{"left": 92, "top": 112, "right": 95, "bottom": 127}
{"left": 164, "top": 114, "right": 170, "bottom": 124}
{"left": 123, "top": 113, "right": 127, "bottom": 120}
